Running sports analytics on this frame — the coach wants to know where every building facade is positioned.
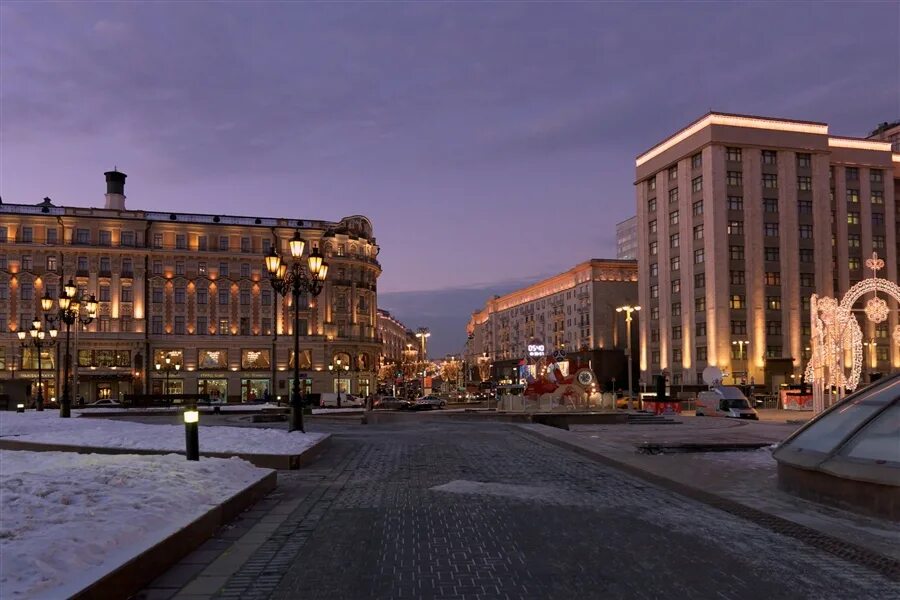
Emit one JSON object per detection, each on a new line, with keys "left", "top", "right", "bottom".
{"left": 376, "top": 309, "right": 414, "bottom": 364}
{"left": 0, "top": 171, "right": 381, "bottom": 403}
{"left": 616, "top": 216, "right": 638, "bottom": 260}
{"left": 635, "top": 112, "right": 899, "bottom": 388}
{"left": 465, "top": 259, "right": 638, "bottom": 382}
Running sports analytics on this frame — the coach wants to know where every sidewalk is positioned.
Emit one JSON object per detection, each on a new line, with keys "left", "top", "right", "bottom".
{"left": 518, "top": 416, "right": 900, "bottom": 564}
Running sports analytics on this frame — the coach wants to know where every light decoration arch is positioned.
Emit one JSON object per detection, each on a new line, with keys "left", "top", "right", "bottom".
{"left": 805, "top": 253, "right": 900, "bottom": 413}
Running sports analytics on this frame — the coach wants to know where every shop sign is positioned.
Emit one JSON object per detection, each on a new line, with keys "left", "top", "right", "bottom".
{"left": 527, "top": 342, "right": 545, "bottom": 358}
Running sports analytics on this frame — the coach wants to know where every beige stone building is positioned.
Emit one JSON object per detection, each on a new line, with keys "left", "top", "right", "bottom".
{"left": 377, "top": 309, "right": 414, "bottom": 364}
{"left": 465, "top": 259, "right": 638, "bottom": 370}
{"left": 0, "top": 171, "right": 381, "bottom": 403}
{"left": 635, "top": 112, "right": 899, "bottom": 387}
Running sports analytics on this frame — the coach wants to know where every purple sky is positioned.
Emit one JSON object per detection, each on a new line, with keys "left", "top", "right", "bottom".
{"left": 3, "top": 2, "right": 898, "bottom": 353}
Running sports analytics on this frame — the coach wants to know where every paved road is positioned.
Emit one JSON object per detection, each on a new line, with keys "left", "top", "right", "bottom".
{"left": 142, "top": 420, "right": 896, "bottom": 600}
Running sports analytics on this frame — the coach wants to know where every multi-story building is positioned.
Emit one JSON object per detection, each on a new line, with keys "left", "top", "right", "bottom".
{"left": 465, "top": 259, "right": 638, "bottom": 385}
{"left": 635, "top": 112, "right": 899, "bottom": 388}
{"left": 869, "top": 120, "right": 900, "bottom": 152}
{"left": 616, "top": 216, "right": 638, "bottom": 260}
{"left": 377, "top": 309, "right": 414, "bottom": 364}
{"left": 0, "top": 171, "right": 381, "bottom": 403}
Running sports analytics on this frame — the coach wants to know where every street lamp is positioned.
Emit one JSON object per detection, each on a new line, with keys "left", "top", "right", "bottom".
{"left": 17, "top": 318, "right": 58, "bottom": 411}
{"left": 415, "top": 328, "right": 431, "bottom": 395}
{"left": 264, "top": 230, "right": 328, "bottom": 433}
{"left": 615, "top": 305, "right": 640, "bottom": 411}
{"left": 732, "top": 340, "right": 749, "bottom": 384}
{"left": 43, "top": 279, "right": 96, "bottom": 417}
{"left": 155, "top": 355, "right": 181, "bottom": 396}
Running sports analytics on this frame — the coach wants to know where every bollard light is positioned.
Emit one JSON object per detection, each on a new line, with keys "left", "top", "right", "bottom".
{"left": 16, "top": 403, "right": 25, "bottom": 413}
{"left": 184, "top": 407, "right": 200, "bottom": 461}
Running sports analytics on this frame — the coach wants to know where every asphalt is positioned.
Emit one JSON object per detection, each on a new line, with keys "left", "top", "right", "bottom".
{"left": 136, "top": 419, "right": 898, "bottom": 600}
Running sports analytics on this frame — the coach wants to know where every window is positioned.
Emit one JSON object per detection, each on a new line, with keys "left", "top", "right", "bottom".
{"left": 21, "top": 255, "right": 33, "bottom": 271}
{"left": 671, "top": 303, "right": 681, "bottom": 317}
{"left": 798, "top": 199, "right": 813, "bottom": 214}
{"left": 121, "top": 230, "right": 134, "bottom": 246}
{"left": 731, "top": 320, "right": 747, "bottom": 335}
{"left": 196, "top": 316, "right": 208, "bottom": 334}
{"left": 691, "top": 176, "right": 702, "bottom": 192}
{"left": 47, "top": 228, "right": 58, "bottom": 244}
{"left": 672, "top": 350, "right": 683, "bottom": 364}
{"left": 651, "top": 329, "right": 660, "bottom": 342}
{"left": 846, "top": 189, "right": 860, "bottom": 204}
{"left": 848, "top": 257, "right": 861, "bottom": 271}
{"left": 870, "top": 169, "right": 883, "bottom": 183}
{"left": 650, "top": 307, "right": 659, "bottom": 320}
{"left": 175, "top": 261, "right": 185, "bottom": 276}
{"left": 671, "top": 280, "right": 681, "bottom": 294}
{"left": 797, "top": 153, "right": 811, "bottom": 168}
{"left": 845, "top": 167, "right": 858, "bottom": 181}
{"left": 873, "top": 235, "right": 885, "bottom": 249}
{"left": 798, "top": 176, "right": 812, "bottom": 191}
{"left": 76, "top": 229, "right": 90, "bottom": 244}
{"left": 99, "top": 284, "right": 111, "bottom": 302}
{"left": 726, "top": 147, "right": 742, "bottom": 162}
{"left": 693, "top": 224, "right": 703, "bottom": 240}
{"left": 152, "top": 287, "right": 163, "bottom": 303}
{"left": 21, "top": 227, "right": 33, "bottom": 242}
{"left": 175, "top": 285, "right": 186, "bottom": 304}
{"left": 197, "top": 288, "right": 208, "bottom": 305}
{"left": 670, "top": 256, "right": 680, "bottom": 271}
{"left": 120, "top": 258, "right": 132, "bottom": 275}
{"left": 847, "top": 212, "right": 860, "bottom": 225}
{"left": 0, "top": 227, "right": 7, "bottom": 243}
{"left": 219, "top": 318, "right": 230, "bottom": 335}
{"left": 669, "top": 211, "right": 679, "bottom": 226}
{"left": 762, "top": 173, "right": 778, "bottom": 189}
{"left": 240, "top": 317, "right": 250, "bottom": 336}
{"left": 152, "top": 260, "right": 162, "bottom": 275}
{"left": 696, "top": 346, "right": 708, "bottom": 361}
{"left": 241, "top": 237, "right": 251, "bottom": 253}
{"left": 649, "top": 220, "right": 657, "bottom": 233}
{"left": 872, "top": 213, "right": 884, "bottom": 226}
{"left": 876, "top": 324, "right": 889, "bottom": 339}
{"left": 762, "top": 150, "right": 777, "bottom": 165}
{"left": 871, "top": 190, "right": 884, "bottom": 204}
{"left": 218, "top": 236, "right": 229, "bottom": 251}
{"left": 240, "top": 263, "right": 251, "bottom": 278}
{"left": 648, "top": 198, "right": 657, "bottom": 212}
{"left": 672, "top": 326, "right": 682, "bottom": 340}
{"left": 176, "top": 234, "right": 186, "bottom": 249}
{"left": 649, "top": 263, "right": 658, "bottom": 277}
{"left": 240, "top": 289, "right": 251, "bottom": 305}
{"left": 121, "top": 286, "right": 133, "bottom": 302}
{"left": 261, "top": 289, "right": 272, "bottom": 306}
{"left": 727, "top": 196, "right": 743, "bottom": 210}
{"left": 766, "top": 296, "right": 782, "bottom": 310}
{"left": 98, "top": 230, "right": 111, "bottom": 247}
{"left": 670, "top": 233, "right": 680, "bottom": 248}
{"left": 691, "top": 153, "right": 702, "bottom": 168}
{"left": 729, "top": 245, "right": 744, "bottom": 260}
{"left": 765, "top": 247, "right": 780, "bottom": 262}
{"left": 77, "top": 256, "right": 88, "bottom": 272}
{"left": 800, "top": 273, "right": 814, "bottom": 287}
{"left": 876, "top": 346, "right": 888, "bottom": 362}
{"left": 651, "top": 351, "right": 660, "bottom": 364}
{"left": 20, "top": 282, "right": 33, "bottom": 300}
{"left": 727, "top": 171, "right": 742, "bottom": 186}
{"left": 261, "top": 318, "right": 272, "bottom": 335}
{"left": 764, "top": 222, "right": 779, "bottom": 237}
{"left": 694, "top": 273, "right": 705, "bottom": 289}
{"left": 730, "top": 270, "right": 745, "bottom": 285}
{"left": 198, "top": 262, "right": 207, "bottom": 276}
{"left": 647, "top": 178, "right": 656, "bottom": 191}
{"left": 198, "top": 236, "right": 208, "bottom": 251}
{"left": 650, "top": 285, "right": 659, "bottom": 299}
{"left": 649, "top": 241, "right": 658, "bottom": 256}
{"left": 692, "top": 200, "right": 703, "bottom": 216}
{"left": 219, "top": 262, "right": 229, "bottom": 277}
{"left": 218, "top": 289, "right": 229, "bottom": 305}
{"left": 848, "top": 233, "right": 861, "bottom": 248}
{"left": 695, "top": 297, "right": 706, "bottom": 313}
{"left": 98, "top": 256, "right": 110, "bottom": 273}
{"left": 766, "top": 346, "right": 782, "bottom": 359}
{"left": 729, "top": 295, "right": 745, "bottom": 309}
{"left": 799, "top": 224, "right": 813, "bottom": 239}
{"left": 669, "top": 188, "right": 679, "bottom": 203}
{"left": 694, "top": 249, "right": 704, "bottom": 264}
{"left": 799, "top": 248, "right": 814, "bottom": 263}
{"left": 668, "top": 166, "right": 677, "bottom": 180}
{"left": 153, "top": 233, "right": 163, "bottom": 249}
{"left": 765, "top": 272, "right": 781, "bottom": 286}
{"left": 151, "top": 316, "right": 163, "bottom": 335}
{"left": 727, "top": 220, "right": 743, "bottom": 235}
{"left": 174, "top": 316, "right": 185, "bottom": 335}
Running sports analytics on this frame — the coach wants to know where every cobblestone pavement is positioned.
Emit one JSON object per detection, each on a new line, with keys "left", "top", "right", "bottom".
{"left": 141, "top": 420, "right": 898, "bottom": 600}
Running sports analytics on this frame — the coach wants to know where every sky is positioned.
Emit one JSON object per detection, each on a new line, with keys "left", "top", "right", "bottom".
{"left": 2, "top": 2, "right": 898, "bottom": 355}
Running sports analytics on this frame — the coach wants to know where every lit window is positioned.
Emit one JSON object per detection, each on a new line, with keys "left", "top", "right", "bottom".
{"left": 691, "top": 176, "right": 702, "bottom": 192}
{"left": 762, "top": 173, "right": 778, "bottom": 189}
{"left": 727, "top": 171, "right": 742, "bottom": 186}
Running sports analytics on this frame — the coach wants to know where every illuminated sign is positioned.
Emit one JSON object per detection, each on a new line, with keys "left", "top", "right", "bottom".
{"left": 527, "top": 343, "right": 545, "bottom": 357}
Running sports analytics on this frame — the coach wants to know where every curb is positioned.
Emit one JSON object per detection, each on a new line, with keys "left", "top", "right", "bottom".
{"left": 516, "top": 424, "right": 900, "bottom": 582}
{"left": 71, "top": 470, "right": 277, "bottom": 600}
{"left": 0, "top": 434, "right": 330, "bottom": 470}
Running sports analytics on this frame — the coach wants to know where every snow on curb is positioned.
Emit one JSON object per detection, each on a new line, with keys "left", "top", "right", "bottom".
{"left": 0, "top": 410, "right": 326, "bottom": 456}
{"left": 0, "top": 450, "right": 273, "bottom": 599}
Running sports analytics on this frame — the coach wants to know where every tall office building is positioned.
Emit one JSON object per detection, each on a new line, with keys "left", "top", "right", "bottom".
{"left": 1, "top": 171, "right": 382, "bottom": 402}
{"left": 635, "top": 112, "right": 899, "bottom": 387}
{"left": 616, "top": 216, "right": 638, "bottom": 260}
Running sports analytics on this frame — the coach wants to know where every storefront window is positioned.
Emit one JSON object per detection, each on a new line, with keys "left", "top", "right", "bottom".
{"left": 116, "top": 350, "right": 131, "bottom": 368}
{"left": 358, "top": 380, "right": 370, "bottom": 397}
{"left": 97, "top": 384, "right": 112, "bottom": 400}
{"left": 96, "top": 350, "right": 115, "bottom": 368}
{"left": 0, "top": 348, "right": 5, "bottom": 370}
{"left": 334, "top": 378, "right": 350, "bottom": 394}
{"left": 288, "top": 378, "right": 312, "bottom": 397}
{"left": 241, "top": 378, "right": 270, "bottom": 402}
{"left": 242, "top": 350, "right": 271, "bottom": 370}
{"left": 151, "top": 378, "right": 184, "bottom": 395}
{"left": 23, "top": 348, "right": 55, "bottom": 370}
{"left": 198, "top": 378, "right": 227, "bottom": 401}
{"left": 289, "top": 350, "right": 312, "bottom": 369}
{"left": 154, "top": 349, "right": 183, "bottom": 366}
{"left": 78, "top": 349, "right": 93, "bottom": 367}
{"left": 198, "top": 349, "right": 228, "bottom": 369}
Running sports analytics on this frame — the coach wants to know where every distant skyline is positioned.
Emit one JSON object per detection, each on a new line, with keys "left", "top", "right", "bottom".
{"left": 3, "top": 2, "right": 897, "bottom": 354}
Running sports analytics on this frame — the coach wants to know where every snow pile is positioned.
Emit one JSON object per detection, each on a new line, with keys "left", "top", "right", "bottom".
{"left": 0, "top": 450, "right": 270, "bottom": 599}
{"left": 0, "top": 411, "right": 327, "bottom": 456}
{"left": 77, "top": 403, "right": 283, "bottom": 415}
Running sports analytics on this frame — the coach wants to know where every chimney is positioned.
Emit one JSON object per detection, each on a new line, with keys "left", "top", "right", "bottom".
{"left": 104, "top": 169, "right": 127, "bottom": 210}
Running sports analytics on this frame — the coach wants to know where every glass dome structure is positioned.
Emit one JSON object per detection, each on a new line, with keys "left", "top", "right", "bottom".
{"left": 772, "top": 373, "right": 899, "bottom": 520}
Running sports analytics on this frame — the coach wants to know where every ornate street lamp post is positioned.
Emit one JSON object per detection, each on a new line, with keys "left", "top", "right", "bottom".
{"left": 615, "top": 305, "right": 640, "bottom": 411}
{"left": 43, "top": 279, "right": 96, "bottom": 418}
{"left": 155, "top": 355, "right": 181, "bottom": 396}
{"left": 17, "top": 318, "right": 58, "bottom": 411}
{"left": 327, "top": 357, "right": 350, "bottom": 407}
{"left": 264, "top": 231, "right": 328, "bottom": 433}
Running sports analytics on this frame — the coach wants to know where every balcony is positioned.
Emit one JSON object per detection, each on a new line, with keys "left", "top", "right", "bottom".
{"left": 120, "top": 271, "right": 134, "bottom": 279}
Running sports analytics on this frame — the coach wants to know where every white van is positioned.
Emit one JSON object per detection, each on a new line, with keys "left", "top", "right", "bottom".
{"left": 319, "top": 393, "right": 364, "bottom": 408}
{"left": 695, "top": 386, "right": 759, "bottom": 420}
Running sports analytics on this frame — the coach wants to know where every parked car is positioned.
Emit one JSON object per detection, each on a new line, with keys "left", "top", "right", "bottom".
{"left": 695, "top": 387, "right": 759, "bottom": 420}
{"left": 319, "top": 393, "right": 364, "bottom": 408}
{"left": 87, "top": 399, "right": 122, "bottom": 407}
{"left": 375, "top": 396, "right": 413, "bottom": 410}
{"left": 413, "top": 395, "right": 446, "bottom": 410}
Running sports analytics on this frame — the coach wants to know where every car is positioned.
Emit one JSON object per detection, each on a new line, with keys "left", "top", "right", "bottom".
{"left": 319, "top": 393, "right": 365, "bottom": 408}
{"left": 87, "top": 399, "right": 122, "bottom": 407}
{"left": 413, "top": 395, "right": 446, "bottom": 410}
{"left": 375, "top": 396, "right": 413, "bottom": 410}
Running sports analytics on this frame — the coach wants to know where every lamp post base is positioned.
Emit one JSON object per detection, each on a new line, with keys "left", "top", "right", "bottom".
{"left": 288, "top": 406, "right": 304, "bottom": 433}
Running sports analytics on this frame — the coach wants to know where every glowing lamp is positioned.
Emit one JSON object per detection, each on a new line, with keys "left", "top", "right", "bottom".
{"left": 307, "top": 248, "right": 323, "bottom": 276}
{"left": 183, "top": 409, "right": 199, "bottom": 424}
{"left": 17, "top": 331, "right": 26, "bottom": 341}
{"left": 64, "top": 279, "right": 77, "bottom": 298}
{"left": 289, "top": 230, "right": 305, "bottom": 259}
{"left": 16, "top": 403, "right": 25, "bottom": 413}
{"left": 265, "top": 248, "right": 281, "bottom": 275}
{"left": 49, "top": 328, "right": 58, "bottom": 338}
{"left": 316, "top": 262, "right": 328, "bottom": 281}
{"left": 41, "top": 292, "right": 54, "bottom": 311}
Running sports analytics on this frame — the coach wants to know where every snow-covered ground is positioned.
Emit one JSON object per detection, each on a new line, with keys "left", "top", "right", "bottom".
{"left": 76, "top": 403, "right": 282, "bottom": 415}
{"left": 0, "top": 450, "right": 271, "bottom": 599}
{"left": 0, "top": 411, "right": 327, "bottom": 455}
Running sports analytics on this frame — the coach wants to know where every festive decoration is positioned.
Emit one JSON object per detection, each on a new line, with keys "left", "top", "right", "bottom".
{"left": 894, "top": 325, "right": 900, "bottom": 346}
{"left": 864, "top": 297, "right": 890, "bottom": 323}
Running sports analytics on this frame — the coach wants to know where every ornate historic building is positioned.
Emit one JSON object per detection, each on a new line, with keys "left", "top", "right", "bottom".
{"left": 0, "top": 171, "right": 381, "bottom": 402}
{"left": 377, "top": 309, "right": 414, "bottom": 364}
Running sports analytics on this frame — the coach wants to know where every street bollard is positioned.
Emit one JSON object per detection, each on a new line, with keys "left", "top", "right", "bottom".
{"left": 16, "top": 403, "right": 25, "bottom": 413}
{"left": 184, "top": 406, "right": 200, "bottom": 461}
